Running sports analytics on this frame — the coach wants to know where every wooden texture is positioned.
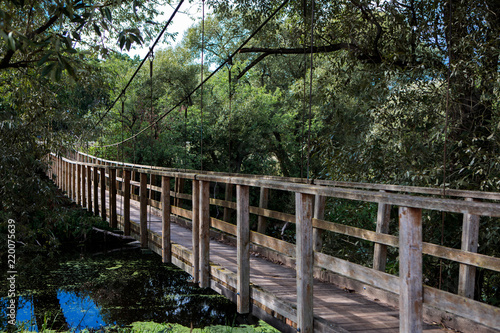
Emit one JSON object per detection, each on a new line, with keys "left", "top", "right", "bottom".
{"left": 373, "top": 191, "right": 391, "bottom": 271}
{"left": 296, "top": 192, "right": 314, "bottom": 333}
{"left": 162, "top": 176, "right": 171, "bottom": 263}
{"left": 87, "top": 166, "right": 92, "bottom": 213}
{"left": 199, "top": 180, "right": 210, "bottom": 288}
{"left": 100, "top": 168, "right": 106, "bottom": 221}
{"left": 140, "top": 173, "right": 148, "bottom": 248}
{"left": 124, "top": 170, "right": 131, "bottom": 236}
{"left": 93, "top": 167, "right": 99, "bottom": 216}
{"left": 81, "top": 165, "right": 86, "bottom": 208}
{"left": 237, "top": 185, "right": 250, "bottom": 313}
{"left": 192, "top": 180, "right": 200, "bottom": 283}
{"left": 399, "top": 206, "right": 423, "bottom": 333}
{"left": 312, "top": 194, "right": 326, "bottom": 252}
{"left": 257, "top": 187, "right": 269, "bottom": 234}
{"left": 76, "top": 163, "right": 81, "bottom": 205}
{"left": 110, "top": 168, "right": 117, "bottom": 228}
{"left": 224, "top": 183, "right": 233, "bottom": 222}
{"left": 458, "top": 198, "right": 480, "bottom": 299}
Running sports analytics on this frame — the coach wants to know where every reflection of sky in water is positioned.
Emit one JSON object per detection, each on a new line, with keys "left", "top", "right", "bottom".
{"left": 10, "top": 291, "right": 106, "bottom": 332}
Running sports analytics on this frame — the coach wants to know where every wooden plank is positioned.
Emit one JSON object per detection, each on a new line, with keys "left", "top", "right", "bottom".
{"left": 237, "top": 185, "right": 250, "bottom": 314}
{"left": 81, "top": 165, "right": 86, "bottom": 208}
{"left": 257, "top": 187, "right": 269, "bottom": 234}
{"left": 93, "top": 167, "right": 99, "bottom": 216}
{"left": 313, "top": 194, "right": 326, "bottom": 252}
{"left": 224, "top": 183, "right": 233, "bottom": 222}
{"left": 296, "top": 192, "right": 314, "bottom": 333}
{"left": 87, "top": 165, "right": 92, "bottom": 213}
{"left": 199, "top": 180, "right": 210, "bottom": 288}
{"left": 100, "top": 168, "right": 106, "bottom": 221}
{"left": 162, "top": 176, "right": 171, "bottom": 263}
{"left": 399, "top": 206, "right": 423, "bottom": 333}
{"left": 140, "top": 173, "right": 148, "bottom": 248}
{"left": 110, "top": 168, "right": 117, "bottom": 228}
{"left": 458, "top": 198, "right": 480, "bottom": 298}
{"left": 192, "top": 180, "right": 200, "bottom": 283}
{"left": 373, "top": 191, "right": 391, "bottom": 271}
{"left": 123, "top": 170, "right": 131, "bottom": 236}
{"left": 76, "top": 163, "right": 81, "bottom": 205}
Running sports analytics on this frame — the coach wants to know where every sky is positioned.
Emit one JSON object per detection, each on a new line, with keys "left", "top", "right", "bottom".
{"left": 129, "top": 2, "right": 206, "bottom": 59}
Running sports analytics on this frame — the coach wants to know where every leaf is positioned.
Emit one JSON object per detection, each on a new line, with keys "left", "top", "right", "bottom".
{"left": 93, "top": 23, "right": 101, "bottom": 37}
{"left": 37, "top": 52, "right": 53, "bottom": 66}
{"left": 104, "top": 7, "right": 112, "bottom": 22}
{"left": 7, "top": 31, "right": 16, "bottom": 50}
{"left": 41, "top": 62, "right": 56, "bottom": 77}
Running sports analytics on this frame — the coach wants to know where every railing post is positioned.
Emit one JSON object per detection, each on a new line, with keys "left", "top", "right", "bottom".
{"left": 87, "top": 166, "right": 92, "bottom": 214}
{"left": 223, "top": 183, "right": 233, "bottom": 222}
{"left": 458, "top": 198, "right": 480, "bottom": 299}
{"left": 72, "top": 163, "right": 76, "bottom": 202}
{"left": 192, "top": 180, "right": 200, "bottom": 283}
{"left": 100, "top": 167, "right": 106, "bottom": 221}
{"left": 199, "top": 180, "right": 210, "bottom": 288}
{"left": 81, "top": 165, "right": 86, "bottom": 208}
{"left": 150, "top": 174, "right": 156, "bottom": 203}
{"left": 67, "top": 161, "right": 70, "bottom": 196}
{"left": 312, "top": 194, "right": 326, "bottom": 252}
{"left": 257, "top": 187, "right": 269, "bottom": 234}
{"left": 373, "top": 191, "right": 391, "bottom": 271}
{"left": 110, "top": 168, "right": 117, "bottom": 228}
{"left": 140, "top": 173, "right": 148, "bottom": 248}
{"left": 296, "top": 192, "right": 314, "bottom": 333}
{"left": 76, "top": 163, "right": 81, "bottom": 205}
{"left": 93, "top": 167, "right": 99, "bottom": 216}
{"left": 237, "top": 184, "right": 250, "bottom": 313}
{"left": 399, "top": 206, "right": 423, "bottom": 333}
{"left": 162, "top": 176, "right": 171, "bottom": 263}
{"left": 123, "top": 170, "right": 131, "bottom": 236}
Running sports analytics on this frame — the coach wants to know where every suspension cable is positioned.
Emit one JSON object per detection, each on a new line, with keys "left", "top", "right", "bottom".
{"left": 94, "top": 0, "right": 290, "bottom": 149}
{"left": 200, "top": 0, "right": 205, "bottom": 171}
{"left": 306, "top": 0, "right": 315, "bottom": 183}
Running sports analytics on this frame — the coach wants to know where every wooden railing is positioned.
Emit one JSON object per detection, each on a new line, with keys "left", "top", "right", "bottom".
{"left": 47, "top": 151, "right": 500, "bottom": 333}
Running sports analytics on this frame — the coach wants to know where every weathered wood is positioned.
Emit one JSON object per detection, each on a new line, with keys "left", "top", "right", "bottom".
{"left": 76, "top": 163, "right": 81, "bottom": 205}
{"left": 72, "top": 163, "right": 76, "bottom": 202}
{"left": 399, "top": 206, "right": 423, "bottom": 333}
{"left": 123, "top": 170, "right": 131, "bottom": 236}
{"left": 87, "top": 165, "right": 92, "bottom": 213}
{"left": 257, "top": 187, "right": 269, "bottom": 234}
{"left": 175, "top": 177, "right": 185, "bottom": 207}
{"left": 109, "top": 168, "right": 117, "bottom": 228}
{"left": 296, "top": 192, "right": 314, "bottom": 333}
{"left": 373, "top": 191, "right": 391, "bottom": 271}
{"left": 224, "top": 183, "right": 234, "bottom": 222}
{"left": 236, "top": 185, "right": 250, "bottom": 313}
{"left": 93, "top": 167, "right": 99, "bottom": 216}
{"left": 81, "top": 165, "right": 86, "bottom": 208}
{"left": 199, "top": 180, "right": 210, "bottom": 288}
{"left": 458, "top": 198, "right": 480, "bottom": 299}
{"left": 312, "top": 194, "right": 326, "bottom": 252}
{"left": 140, "top": 173, "right": 148, "bottom": 248}
{"left": 162, "top": 176, "right": 171, "bottom": 263}
{"left": 192, "top": 180, "right": 200, "bottom": 283}
{"left": 100, "top": 168, "right": 106, "bottom": 221}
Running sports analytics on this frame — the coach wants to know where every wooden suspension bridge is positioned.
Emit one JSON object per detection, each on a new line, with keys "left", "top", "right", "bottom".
{"left": 46, "top": 151, "right": 500, "bottom": 333}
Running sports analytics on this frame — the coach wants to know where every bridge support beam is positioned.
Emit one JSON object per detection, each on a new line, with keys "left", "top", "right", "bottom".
{"left": 87, "top": 165, "right": 92, "bottom": 214}
{"left": 93, "top": 167, "right": 99, "bottom": 216}
{"left": 123, "top": 170, "right": 131, "bottom": 236}
{"left": 192, "top": 180, "right": 200, "bottom": 283}
{"left": 110, "top": 168, "right": 117, "bottom": 228}
{"left": 312, "top": 194, "right": 326, "bottom": 252}
{"left": 162, "top": 176, "right": 171, "bottom": 263}
{"left": 100, "top": 167, "right": 106, "bottom": 221}
{"left": 199, "top": 180, "right": 210, "bottom": 288}
{"left": 237, "top": 184, "right": 250, "bottom": 314}
{"left": 399, "top": 206, "right": 423, "bottom": 333}
{"left": 296, "top": 192, "right": 314, "bottom": 333}
{"left": 458, "top": 198, "right": 480, "bottom": 299}
{"left": 373, "top": 191, "right": 391, "bottom": 271}
{"left": 140, "top": 173, "right": 148, "bottom": 248}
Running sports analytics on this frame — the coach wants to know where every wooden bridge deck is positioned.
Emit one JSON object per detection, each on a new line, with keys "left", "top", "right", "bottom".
{"left": 99, "top": 188, "right": 447, "bottom": 333}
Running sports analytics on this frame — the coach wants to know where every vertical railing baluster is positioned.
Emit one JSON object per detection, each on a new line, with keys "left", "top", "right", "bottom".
{"left": 237, "top": 184, "right": 250, "bottom": 313}
{"left": 140, "top": 173, "right": 148, "bottom": 248}
{"left": 110, "top": 168, "right": 117, "bottom": 228}
{"left": 162, "top": 176, "right": 171, "bottom": 263}
{"left": 124, "top": 170, "right": 131, "bottom": 236}
{"left": 192, "top": 179, "right": 200, "bottom": 283}
{"left": 199, "top": 180, "right": 210, "bottom": 288}
{"left": 458, "top": 198, "right": 480, "bottom": 299}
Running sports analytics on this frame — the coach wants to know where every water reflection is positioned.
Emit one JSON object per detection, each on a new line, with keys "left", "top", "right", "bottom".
{"left": 1, "top": 249, "right": 239, "bottom": 331}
